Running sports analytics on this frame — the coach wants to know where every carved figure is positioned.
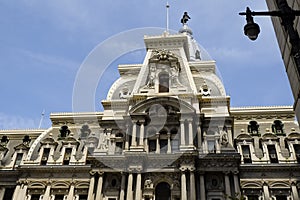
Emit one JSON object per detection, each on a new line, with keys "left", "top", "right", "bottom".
{"left": 146, "top": 64, "right": 156, "bottom": 88}
{"left": 181, "top": 12, "right": 191, "bottom": 25}
{"left": 170, "top": 63, "right": 183, "bottom": 87}
{"left": 220, "top": 130, "right": 229, "bottom": 147}
{"left": 119, "top": 87, "right": 131, "bottom": 99}
{"left": 99, "top": 131, "right": 108, "bottom": 150}
{"left": 144, "top": 178, "right": 153, "bottom": 188}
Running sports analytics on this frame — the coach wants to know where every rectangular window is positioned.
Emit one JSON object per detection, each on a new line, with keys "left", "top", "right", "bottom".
{"left": 149, "top": 140, "right": 156, "bottom": 153}
{"left": 15, "top": 153, "right": 23, "bottom": 166}
{"left": 267, "top": 145, "right": 278, "bottom": 163}
{"left": 275, "top": 195, "right": 287, "bottom": 200}
{"left": 79, "top": 194, "right": 88, "bottom": 200}
{"left": 115, "top": 142, "right": 123, "bottom": 154}
{"left": 241, "top": 145, "right": 252, "bottom": 163}
{"left": 31, "top": 194, "right": 41, "bottom": 200}
{"left": 55, "top": 194, "right": 65, "bottom": 200}
{"left": 160, "top": 139, "right": 168, "bottom": 153}
{"left": 247, "top": 195, "right": 259, "bottom": 200}
{"left": 293, "top": 144, "right": 300, "bottom": 163}
{"left": 41, "top": 148, "right": 50, "bottom": 165}
{"left": 63, "top": 148, "right": 72, "bottom": 165}
{"left": 171, "top": 139, "right": 179, "bottom": 152}
{"left": 208, "top": 140, "right": 215, "bottom": 153}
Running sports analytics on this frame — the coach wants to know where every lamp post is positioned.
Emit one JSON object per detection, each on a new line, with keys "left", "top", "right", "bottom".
{"left": 240, "top": 0, "right": 300, "bottom": 126}
{"left": 239, "top": 0, "right": 300, "bottom": 77}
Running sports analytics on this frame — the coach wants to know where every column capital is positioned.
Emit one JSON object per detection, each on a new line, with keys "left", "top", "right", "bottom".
{"left": 138, "top": 120, "right": 145, "bottom": 124}
{"left": 223, "top": 171, "right": 230, "bottom": 175}
{"left": 291, "top": 181, "right": 298, "bottom": 186}
{"left": 89, "top": 170, "right": 97, "bottom": 176}
{"left": 179, "top": 166, "right": 188, "bottom": 172}
{"left": 69, "top": 180, "right": 76, "bottom": 186}
{"left": 188, "top": 166, "right": 196, "bottom": 172}
{"left": 187, "top": 118, "right": 193, "bottom": 123}
{"left": 46, "top": 180, "right": 52, "bottom": 186}
{"left": 97, "top": 171, "right": 104, "bottom": 176}
{"left": 179, "top": 119, "right": 186, "bottom": 123}
{"left": 233, "top": 171, "right": 239, "bottom": 175}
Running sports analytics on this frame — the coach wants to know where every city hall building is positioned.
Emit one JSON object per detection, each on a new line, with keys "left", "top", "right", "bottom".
{"left": 0, "top": 17, "right": 300, "bottom": 200}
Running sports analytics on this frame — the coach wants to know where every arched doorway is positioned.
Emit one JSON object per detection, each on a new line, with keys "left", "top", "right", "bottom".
{"left": 159, "top": 73, "right": 169, "bottom": 93}
{"left": 155, "top": 182, "right": 171, "bottom": 200}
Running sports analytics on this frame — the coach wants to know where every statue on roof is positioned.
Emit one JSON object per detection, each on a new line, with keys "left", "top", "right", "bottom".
{"left": 181, "top": 12, "right": 190, "bottom": 25}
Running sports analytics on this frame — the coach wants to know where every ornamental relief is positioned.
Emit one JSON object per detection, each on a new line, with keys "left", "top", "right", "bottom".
{"left": 144, "top": 172, "right": 180, "bottom": 190}
{"left": 141, "top": 49, "right": 186, "bottom": 91}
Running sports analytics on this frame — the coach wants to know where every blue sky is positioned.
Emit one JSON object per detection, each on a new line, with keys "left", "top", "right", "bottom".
{"left": 0, "top": 1, "right": 294, "bottom": 129}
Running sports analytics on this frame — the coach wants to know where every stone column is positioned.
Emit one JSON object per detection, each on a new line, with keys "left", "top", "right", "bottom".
{"left": 233, "top": 172, "right": 240, "bottom": 196}
{"left": 67, "top": 183, "right": 75, "bottom": 200}
{"left": 135, "top": 173, "right": 142, "bottom": 200}
{"left": 119, "top": 173, "right": 126, "bottom": 200}
{"left": 12, "top": 182, "right": 21, "bottom": 200}
{"left": 188, "top": 120, "right": 194, "bottom": 146}
{"left": 199, "top": 173, "right": 206, "bottom": 200}
{"left": 131, "top": 122, "right": 137, "bottom": 147}
{"left": 42, "top": 182, "right": 51, "bottom": 200}
{"left": 227, "top": 127, "right": 233, "bottom": 146}
{"left": 180, "top": 120, "right": 186, "bottom": 146}
{"left": 125, "top": 124, "right": 130, "bottom": 150}
{"left": 87, "top": 172, "right": 95, "bottom": 200}
{"left": 0, "top": 187, "right": 5, "bottom": 200}
{"left": 139, "top": 122, "right": 144, "bottom": 147}
{"left": 180, "top": 167, "right": 187, "bottom": 200}
{"left": 189, "top": 167, "right": 196, "bottom": 200}
{"left": 263, "top": 183, "right": 270, "bottom": 200}
{"left": 291, "top": 183, "right": 299, "bottom": 200}
{"left": 202, "top": 131, "right": 208, "bottom": 154}
{"left": 224, "top": 172, "right": 231, "bottom": 196}
{"left": 20, "top": 183, "right": 28, "bottom": 200}
{"left": 126, "top": 173, "right": 133, "bottom": 200}
{"left": 167, "top": 133, "right": 171, "bottom": 154}
{"left": 197, "top": 123, "right": 202, "bottom": 149}
{"left": 95, "top": 172, "right": 103, "bottom": 200}
{"left": 215, "top": 135, "right": 221, "bottom": 153}
{"left": 155, "top": 133, "right": 160, "bottom": 154}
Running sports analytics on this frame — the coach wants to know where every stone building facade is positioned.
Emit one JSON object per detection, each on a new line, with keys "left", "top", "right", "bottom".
{"left": 0, "top": 22, "right": 299, "bottom": 200}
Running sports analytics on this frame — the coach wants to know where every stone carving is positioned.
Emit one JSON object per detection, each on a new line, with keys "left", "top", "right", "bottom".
{"left": 199, "top": 82, "right": 211, "bottom": 96}
{"left": 146, "top": 64, "right": 156, "bottom": 88}
{"left": 143, "top": 49, "right": 185, "bottom": 90}
{"left": 98, "top": 129, "right": 109, "bottom": 150}
{"left": 144, "top": 178, "right": 153, "bottom": 188}
{"left": 119, "top": 87, "right": 131, "bottom": 99}
{"left": 170, "top": 63, "right": 183, "bottom": 87}
{"left": 220, "top": 129, "right": 229, "bottom": 147}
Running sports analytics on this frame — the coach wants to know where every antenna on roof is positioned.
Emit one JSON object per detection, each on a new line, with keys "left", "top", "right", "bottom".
{"left": 166, "top": 1, "right": 170, "bottom": 33}
{"left": 38, "top": 109, "right": 45, "bottom": 129}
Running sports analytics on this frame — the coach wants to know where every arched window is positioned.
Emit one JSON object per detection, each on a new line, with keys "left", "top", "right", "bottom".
{"left": 159, "top": 73, "right": 169, "bottom": 93}
{"left": 248, "top": 121, "right": 259, "bottom": 135}
{"left": 272, "top": 120, "right": 284, "bottom": 135}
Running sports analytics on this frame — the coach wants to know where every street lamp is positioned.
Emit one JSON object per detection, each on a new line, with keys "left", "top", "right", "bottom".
{"left": 242, "top": 7, "right": 260, "bottom": 41}
{"left": 239, "top": 0, "right": 300, "bottom": 127}
{"left": 239, "top": 0, "right": 300, "bottom": 75}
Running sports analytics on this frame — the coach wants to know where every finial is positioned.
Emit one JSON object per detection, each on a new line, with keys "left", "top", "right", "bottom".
{"left": 181, "top": 12, "right": 190, "bottom": 25}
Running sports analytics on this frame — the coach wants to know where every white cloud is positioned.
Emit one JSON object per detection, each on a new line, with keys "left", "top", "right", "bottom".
{"left": 0, "top": 113, "right": 38, "bottom": 130}
{"left": 18, "top": 49, "right": 80, "bottom": 74}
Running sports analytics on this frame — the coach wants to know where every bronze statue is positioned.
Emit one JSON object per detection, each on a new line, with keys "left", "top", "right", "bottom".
{"left": 181, "top": 12, "right": 190, "bottom": 25}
